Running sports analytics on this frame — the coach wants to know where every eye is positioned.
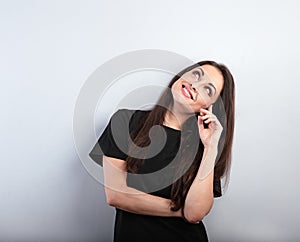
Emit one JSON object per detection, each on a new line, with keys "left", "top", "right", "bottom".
{"left": 192, "top": 70, "right": 201, "bottom": 79}
{"left": 205, "top": 86, "right": 212, "bottom": 97}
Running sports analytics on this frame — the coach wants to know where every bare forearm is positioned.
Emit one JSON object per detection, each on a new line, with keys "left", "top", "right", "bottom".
{"left": 107, "top": 186, "right": 181, "bottom": 217}
{"left": 184, "top": 147, "right": 218, "bottom": 222}
{"left": 103, "top": 155, "right": 181, "bottom": 218}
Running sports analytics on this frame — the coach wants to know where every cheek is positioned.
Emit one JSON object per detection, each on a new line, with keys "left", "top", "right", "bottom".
{"left": 189, "top": 98, "right": 209, "bottom": 113}
{"left": 171, "top": 82, "right": 187, "bottom": 98}
{"left": 196, "top": 90, "right": 212, "bottom": 107}
{"left": 170, "top": 83, "right": 179, "bottom": 96}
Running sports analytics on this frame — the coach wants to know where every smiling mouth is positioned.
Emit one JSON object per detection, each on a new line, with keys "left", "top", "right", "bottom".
{"left": 181, "top": 84, "right": 194, "bottom": 100}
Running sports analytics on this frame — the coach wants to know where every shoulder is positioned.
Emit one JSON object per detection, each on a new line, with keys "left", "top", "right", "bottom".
{"left": 111, "top": 108, "right": 151, "bottom": 124}
{"left": 111, "top": 108, "right": 151, "bottom": 137}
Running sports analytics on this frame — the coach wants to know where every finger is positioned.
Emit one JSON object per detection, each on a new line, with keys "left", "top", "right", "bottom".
{"left": 200, "top": 108, "right": 211, "bottom": 114}
{"left": 205, "top": 120, "right": 222, "bottom": 131}
{"left": 199, "top": 108, "right": 205, "bottom": 116}
{"left": 198, "top": 115, "right": 204, "bottom": 129}
{"left": 200, "top": 114, "right": 214, "bottom": 120}
{"left": 204, "top": 118, "right": 214, "bottom": 123}
{"left": 204, "top": 119, "right": 218, "bottom": 130}
{"left": 204, "top": 117, "right": 218, "bottom": 124}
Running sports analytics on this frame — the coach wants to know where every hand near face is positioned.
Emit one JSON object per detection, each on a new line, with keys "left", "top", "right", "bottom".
{"left": 198, "top": 105, "right": 223, "bottom": 149}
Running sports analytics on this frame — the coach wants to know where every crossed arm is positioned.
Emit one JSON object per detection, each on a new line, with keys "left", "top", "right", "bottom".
{"left": 103, "top": 147, "right": 217, "bottom": 223}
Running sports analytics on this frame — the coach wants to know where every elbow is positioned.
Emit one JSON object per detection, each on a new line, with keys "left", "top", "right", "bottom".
{"left": 184, "top": 209, "right": 207, "bottom": 223}
{"left": 184, "top": 200, "right": 214, "bottom": 223}
{"left": 105, "top": 188, "right": 120, "bottom": 207}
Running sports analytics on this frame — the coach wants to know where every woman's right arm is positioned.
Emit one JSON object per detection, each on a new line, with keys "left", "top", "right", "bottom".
{"left": 103, "top": 155, "right": 182, "bottom": 218}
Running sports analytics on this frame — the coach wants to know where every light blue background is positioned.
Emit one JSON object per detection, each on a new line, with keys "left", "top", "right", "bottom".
{"left": 1, "top": 0, "right": 299, "bottom": 241}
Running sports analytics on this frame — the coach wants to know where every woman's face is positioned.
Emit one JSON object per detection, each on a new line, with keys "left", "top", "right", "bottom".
{"left": 171, "top": 64, "right": 224, "bottom": 113}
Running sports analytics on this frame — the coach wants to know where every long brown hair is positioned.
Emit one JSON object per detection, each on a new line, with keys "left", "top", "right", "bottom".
{"left": 125, "top": 60, "right": 235, "bottom": 211}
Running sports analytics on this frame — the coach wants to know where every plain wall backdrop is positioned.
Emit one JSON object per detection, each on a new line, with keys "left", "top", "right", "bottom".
{"left": 1, "top": 0, "right": 300, "bottom": 241}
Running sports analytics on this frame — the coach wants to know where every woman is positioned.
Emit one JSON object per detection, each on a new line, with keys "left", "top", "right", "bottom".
{"left": 89, "top": 60, "right": 235, "bottom": 241}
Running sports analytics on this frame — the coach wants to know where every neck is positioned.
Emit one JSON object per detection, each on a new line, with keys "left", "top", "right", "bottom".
{"left": 163, "top": 102, "right": 193, "bottom": 130}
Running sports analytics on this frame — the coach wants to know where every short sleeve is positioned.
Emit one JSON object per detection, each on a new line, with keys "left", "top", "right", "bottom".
{"left": 213, "top": 178, "right": 222, "bottom": 198}
{"left": 89, "top": 109, "right": 131, "bottom": 166}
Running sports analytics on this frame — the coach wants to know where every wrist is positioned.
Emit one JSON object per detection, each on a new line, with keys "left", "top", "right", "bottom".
{"left": 174, "top": 208, "right": 183, "bottom": 218}
{"left": 170, "top": 207, "right": 183, "bottom": 218}
{"left": 204, "top": 145, "right": 218, "bottom": 153}
{"left": 168, "top": 201, "right": 183, "bottom": 217}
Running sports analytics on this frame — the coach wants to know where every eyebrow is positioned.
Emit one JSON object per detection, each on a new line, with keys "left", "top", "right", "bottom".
{"left": 208, "top": 83, "right": 217, "bottom": 95}
{"left": 196, "top": 67, "right": 205, "bottom": 77}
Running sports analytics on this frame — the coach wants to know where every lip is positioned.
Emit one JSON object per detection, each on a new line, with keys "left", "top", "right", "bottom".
{"left": 181, "top": 83, "right": 194, "bottom": 100}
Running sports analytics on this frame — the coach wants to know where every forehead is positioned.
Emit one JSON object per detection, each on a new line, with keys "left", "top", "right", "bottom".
{"left": 195, "top": 64, "right": 224, "bottom": 94}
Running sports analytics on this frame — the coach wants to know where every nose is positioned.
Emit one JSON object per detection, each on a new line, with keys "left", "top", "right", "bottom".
{"left": 190, "top": 83, "right": 198, "bottom": 93}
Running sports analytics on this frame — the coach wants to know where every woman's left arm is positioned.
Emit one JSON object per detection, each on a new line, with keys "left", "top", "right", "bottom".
{"left": 183, "top": 105, "right": 222, "bottom": 223}
{"left": 183, "top": 146, "right": 217, "bottom": 223}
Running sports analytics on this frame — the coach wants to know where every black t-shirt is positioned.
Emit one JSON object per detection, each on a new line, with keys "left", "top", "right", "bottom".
{"left": 89, "top": 108, "right": 222, "bottom": 242}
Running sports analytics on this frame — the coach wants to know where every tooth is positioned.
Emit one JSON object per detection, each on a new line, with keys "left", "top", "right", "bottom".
{"left": 183, "top": 87, "right": 191, "bottom": 98}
